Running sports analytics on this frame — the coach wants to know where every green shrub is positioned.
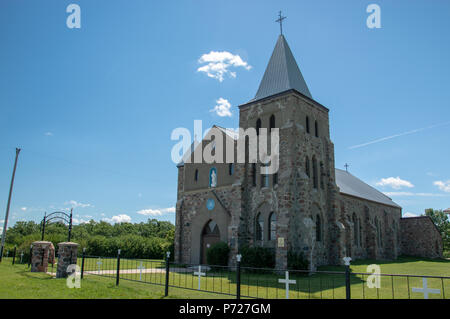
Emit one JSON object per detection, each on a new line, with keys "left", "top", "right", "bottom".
{"left": 206, "top": 242, "right": 230, "bottom": 266}
{"left": 240, "top": 245, "right": 275, "bottom": 269}
{"left": 287, "top": 250, "right": 309, "bottom": 270}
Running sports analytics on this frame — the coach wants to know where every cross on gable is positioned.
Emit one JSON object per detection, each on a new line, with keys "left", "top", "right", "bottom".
{"left": 193, "top": 265, "right": 206, "bottom": 290}
{"left": 412, "top": 277, "right": 441, "bottom": 299}
{"left": 278, "top": 271, "right": 296, "bottom": 299}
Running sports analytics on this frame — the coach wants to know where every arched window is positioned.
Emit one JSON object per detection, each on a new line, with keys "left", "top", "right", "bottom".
{"left": 194, "top": 169, "right": 199, "bottom": 182}
{"left": 353, "top": 213, "right": 359, "bottom": 246}
{"left": 252, "top": 163, "right": 257, "bottom": 186}
{"left": 256, "top": 213, "right": 263, "bottom": 241}
{"left": 379, "top": 219, "right": 383, "bottom": 247}
{"left": 306, "top": 116, "right": 310, "bottom": 134}
{"left": 269, "top": 212, "right": 276, "bottom": 241}
{"left": 312, "top": 157, "right": 318, "bottom": 189}
{"left": 320, "top": 162, "right": 324, "bottom": 189}
{"left": 305, "top": 156, "right": 310, "bottom": 177}
{"left": 316, "top": 214, "right": 322, "bottom": 242}
{"left": 261, "top": 165, "right": 269, "bottom": 187}
{"left": 256, "top": 118, "right": 262, "bottom": 136}
{"left": 269, "top": 115, "right": 275, "bottom": 133}
{"left": 359, "top": 218, "right": 363, "bottom": 246}
{"left": 229, "top": 163, "right": 234, "bottom": 175}
{"left": 375, "top": 217, "right": 381, "bottom": 247}
{"left": 315, "top": 120, "right": 319, "bottom": 137}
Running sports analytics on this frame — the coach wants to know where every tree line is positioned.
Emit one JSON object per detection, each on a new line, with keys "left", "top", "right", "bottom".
{"left": 425, "top": 208, "right": 450, "bottom": 257}
{"left": 3, "top": 219, "right": 175, "bottom": 260}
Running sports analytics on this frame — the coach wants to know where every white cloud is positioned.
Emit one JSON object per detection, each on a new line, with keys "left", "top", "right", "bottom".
{"left": 197, "top": 51, "right": 251, "bottom": 82}
{"left": 20, "top": 207, "right": 27, "bottom": 211}
{"left": 434, "top": 180, "right": 450, "bottom": 193}
{"left": 137, "top": 207, "right": 175, "bottom": 216}
{"left": 211, "top": 98, "right": 232, "bottom": 117}
{"left": 44, "top": 132, "right": 53, "bottom": 136}
{"left": 103, "top": 214, "right": 131, "bottom": 224}
{"left": 65, "top": 200, "right": 92, "bottom": 208}
{"left": 403, "top": 212, "right": 420, "bottom": 218}
{"left": 383, "top": 192, "right": 448, "bottom": 197}
{"left": 376, "top": 177, "right": 414, "bottom": 190}
{"left": 72, "top": 218, "right": 89, "bottom": 225}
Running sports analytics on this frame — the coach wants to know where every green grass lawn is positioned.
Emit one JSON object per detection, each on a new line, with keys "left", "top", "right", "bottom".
{"left": 1, "top": 256, "right": 449, "bottom": 299}
{"left": 0, "top": 261, "right": 224, "bottom": 299}
{"left": 77, "top": 257, "right": 165, "bottom": 272}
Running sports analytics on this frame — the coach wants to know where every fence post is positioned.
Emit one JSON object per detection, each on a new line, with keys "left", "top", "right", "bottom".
{"left": 236, "top": 254, "right": 242, "bottom": 299}
{"left": 164, "top": 251, "right": 170, "bottom": 297}
{"left": 81, "top": 248, "right": 86, "bottom": 279}
{"left": 12, "top": 247, "right": 16, "bottom": 265}
{"left": 116, "top": 249, "right": 121, "bottom": 286}
{"left": 343, "top": 257, "right": 352, "bottom": 300}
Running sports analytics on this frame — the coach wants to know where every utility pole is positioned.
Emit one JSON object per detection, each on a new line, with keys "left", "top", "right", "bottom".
{"left": 0, "top": 148, "right": 21, "bottom": 262}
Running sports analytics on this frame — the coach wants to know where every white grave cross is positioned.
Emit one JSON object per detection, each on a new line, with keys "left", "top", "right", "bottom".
{"left": 138, "top": 261, "right": 146, "bottom": 281}
{"left": 278, "top": 271, "right": 296, "bottom": 299}
{"left": 193, "top": 265, "right": 206, "bottom": 290}
{"left": 96, "top": 258, "right": 102, "bottom": 273}
{"left": 412, "top": 277, "right": 440, "bottom": 299}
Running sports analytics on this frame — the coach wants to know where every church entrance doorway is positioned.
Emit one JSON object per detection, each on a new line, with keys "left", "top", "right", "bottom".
{"left": 201, "top": 220, "right": 220, "bottom": 264}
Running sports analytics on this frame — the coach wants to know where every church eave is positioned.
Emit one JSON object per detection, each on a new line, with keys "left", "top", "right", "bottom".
{"left": 238, "top": 88, "right": 329, "bottom": 113}
{"left": 339, "top": 191, "right": 402, "bottom": 210}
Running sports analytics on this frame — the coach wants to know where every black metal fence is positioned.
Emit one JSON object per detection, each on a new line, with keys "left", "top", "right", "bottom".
{"left": 75, "top": 251, "right": 450, "bottom": 299}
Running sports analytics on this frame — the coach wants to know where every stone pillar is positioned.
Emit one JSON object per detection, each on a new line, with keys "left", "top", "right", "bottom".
{"left": 31, "top": 241, "right": 54, "bottom": 272}
{"left": 56, "top": 242, "right": 79, "bottom": 278}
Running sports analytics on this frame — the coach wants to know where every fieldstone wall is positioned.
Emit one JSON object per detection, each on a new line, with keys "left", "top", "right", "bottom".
{"left": 175, "top": 184, "right": 240, "bottom": 265}
{"left": 31, "top": 241, "right": 54, "bottom": 272}
{"left": 339, "top": 194, "right": 401, "bottom": 261}
{"left": 56, "top": 242, "right": 79, "bottom": 278}
{"left": 400, "top": 216, "right": 443, "bottom": 258}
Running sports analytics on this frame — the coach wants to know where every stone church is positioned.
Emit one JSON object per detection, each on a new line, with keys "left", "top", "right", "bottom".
{"left": 174, "top": 33, "right": 443, "bottom": 269}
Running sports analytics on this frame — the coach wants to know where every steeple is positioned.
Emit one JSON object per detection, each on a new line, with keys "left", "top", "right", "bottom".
{"left": 253, "top": 34, "right": 312, "bottom": 101}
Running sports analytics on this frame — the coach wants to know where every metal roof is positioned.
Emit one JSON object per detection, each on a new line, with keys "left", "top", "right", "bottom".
{"left": 253, "top": 35, "right": 312, "bottom": 102}
{"left": 335, "top": 168, "right": 401, "bottom": 208}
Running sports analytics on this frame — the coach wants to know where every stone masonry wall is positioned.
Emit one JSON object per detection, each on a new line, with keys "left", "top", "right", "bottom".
{"left": 400, "top": 216, "right": 443, "bottom": 258}
{"left": 339, "top": 194, "right": 401, "bottom": 261}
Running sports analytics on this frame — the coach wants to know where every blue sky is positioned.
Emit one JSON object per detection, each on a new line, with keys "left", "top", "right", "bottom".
{"left": 1, "top": 0, "right": 450, "bottom": 229}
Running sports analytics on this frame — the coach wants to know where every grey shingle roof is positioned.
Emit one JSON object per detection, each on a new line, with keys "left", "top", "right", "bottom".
{"left": 335, "top": 168, "right": 401, "bottom": 208}
{"left": 253, "top": 35, "right": 312, "bottom": 102}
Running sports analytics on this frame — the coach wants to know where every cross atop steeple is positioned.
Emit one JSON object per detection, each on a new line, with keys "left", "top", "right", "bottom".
{"left": 276, "top": 11, "right": 287, "bottom": 35}
{"left": 344, "top": 163, "right": 349, "bottom": 172}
